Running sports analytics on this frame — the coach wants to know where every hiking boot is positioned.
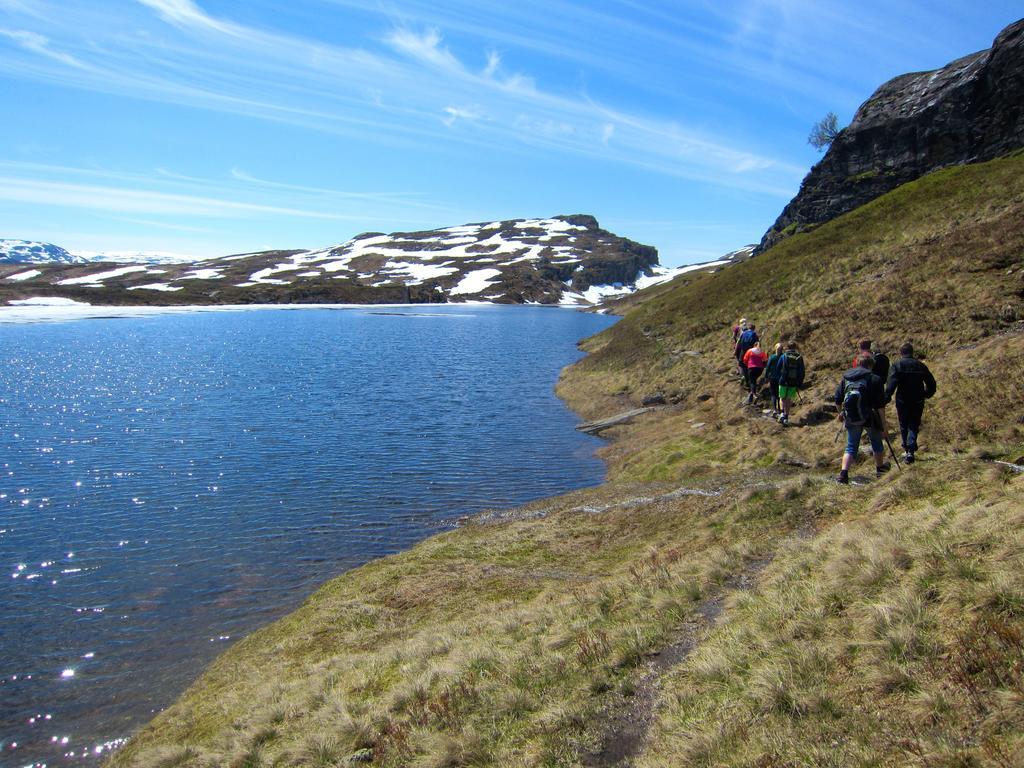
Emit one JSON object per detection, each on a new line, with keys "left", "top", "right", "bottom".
{"left": 779, "top": 415, "right": 788, "bottom": 425}
{"left": 746, "top": 393, "right": 754, "bottom": 404}
{"left": 837, "top": 471, "right": 849, "bottom": 485}
{"left": 876, "top": 462, "right": 891, "bottom": 477}
{"left": 904, "top": 452, "right": 915, "bottom": 464}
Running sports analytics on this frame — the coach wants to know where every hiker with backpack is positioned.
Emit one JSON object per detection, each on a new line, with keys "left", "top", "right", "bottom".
{"left": 732, "top": 318, "right": 746, "bottom": 345}
{"left": 871, "top": 344, "right": 890, "bottom": 433}
{"left": 852, "top": 340, "right": 891, "bottom": 433}
{"left": 835, "top": 352, "right": 890, "bottom": 484}
{"left": 733, "top": 319, "right": 748, "bottom": 375}
{"left": 765, "top": 342, "right": 784, "bottom": 415}
{"left": 884, "top": 342, "right": 937, "bottom": 464}
{"left": 742, "top": 340, "right": 768, "bottom": 404}
{"left": 735, "top": 323, "right": 759, "bottom": 388}
{"left": 732, "top": 318, "right": 747, "bottom": 375}
{"left": 852, "top": 339, "right": 890, "bottom": 384}
{"left": 776, "top": 340, "right": 804, "bottom": 426}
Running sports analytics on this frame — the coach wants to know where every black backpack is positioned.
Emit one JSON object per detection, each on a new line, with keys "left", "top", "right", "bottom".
{"left": 842, "top": 376, "right": 871, "bottom": 426}
{"left": 779, "top": 351, "right": 803, "bottom": 387}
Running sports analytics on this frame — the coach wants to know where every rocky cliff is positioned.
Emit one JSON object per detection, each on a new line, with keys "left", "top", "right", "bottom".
{"left": 757, "top": 18, "right": 1024, "bottom": 253}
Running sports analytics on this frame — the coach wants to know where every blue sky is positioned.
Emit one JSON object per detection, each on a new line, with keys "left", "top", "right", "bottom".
{"left": 0, "top": 1, "right": 1019, "bottom": 265}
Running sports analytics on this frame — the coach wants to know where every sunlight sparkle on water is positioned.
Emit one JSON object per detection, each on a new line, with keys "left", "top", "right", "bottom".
{"left": 0, "top": 305, "right": 615, "bottom": 766}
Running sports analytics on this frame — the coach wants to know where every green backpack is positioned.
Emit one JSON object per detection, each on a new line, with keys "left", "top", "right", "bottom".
{"left": 779, "top": 351, "right": 803, "bottom": 387}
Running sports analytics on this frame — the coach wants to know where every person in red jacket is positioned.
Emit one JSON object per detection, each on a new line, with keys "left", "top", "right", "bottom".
{"left": 742, "top": 340, "right": 768, "bottom": 404}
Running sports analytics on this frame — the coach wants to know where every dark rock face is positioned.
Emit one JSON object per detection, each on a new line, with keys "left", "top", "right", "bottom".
{"left": 757, "top": 18, "right": 1024, "bottom": 253}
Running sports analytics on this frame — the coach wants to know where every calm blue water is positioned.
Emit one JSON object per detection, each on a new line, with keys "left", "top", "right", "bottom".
{"left": 0, "top": 305, "right": 615, "bottom": 767}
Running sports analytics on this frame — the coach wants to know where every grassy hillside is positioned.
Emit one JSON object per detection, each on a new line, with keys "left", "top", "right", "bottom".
{"left": 107, "top": 155, "right": 1024, "bottom": 768}
{"left": 559, "top": 152, "right": 1024, "bottom": 480}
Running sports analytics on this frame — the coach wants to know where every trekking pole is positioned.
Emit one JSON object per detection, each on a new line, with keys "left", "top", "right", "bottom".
{"left": 870, "top": 411, "right": 901, "bottom": 471}
{"left": 883, "top": 431, "right": 903, "bottom": 470}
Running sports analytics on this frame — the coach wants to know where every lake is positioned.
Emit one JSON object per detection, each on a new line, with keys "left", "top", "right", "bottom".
{"left": 0, "top": 304, "right": 616, "bottom": 767}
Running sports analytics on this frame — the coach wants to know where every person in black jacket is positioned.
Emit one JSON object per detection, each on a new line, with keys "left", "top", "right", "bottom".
{"left": 885, "top": 342, "right": 937, "bottom": 464}
{"left": 852, "top": 339, "right": 890, "bottom": 384}
{"left": 835, "top": 353, "right": 889, "bottom": 484}
{"left": 872, "top": 346, "right": 890, "bottom": 386}
{"left": 873, "top": 346, "right": 891, "bottom": 434}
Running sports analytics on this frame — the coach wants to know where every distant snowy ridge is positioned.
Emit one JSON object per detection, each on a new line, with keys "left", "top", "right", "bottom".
{"left": 188, "top": 215, "right": 658, "bottom": 304}
{"left": 70, "top": 250, "right": 200, "bottom": 265}
{"left": 0, "top": 240, "right": 83, "bottom": 264}
{"left": 1, "top": 239, "right": 201, "bottom": 265}
{"left": 0, "top": 218, "right": 751, "bottom": 306}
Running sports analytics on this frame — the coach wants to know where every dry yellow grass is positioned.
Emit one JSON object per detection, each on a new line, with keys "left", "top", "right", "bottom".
{"left": 639, "top": 469, "right": 1024, "bottom": 768}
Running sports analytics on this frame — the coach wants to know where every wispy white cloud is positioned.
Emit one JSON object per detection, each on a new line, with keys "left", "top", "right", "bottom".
{"left": 0, "top": 27, "right": 87, "bottom": 68}
{"left": 513, "top": 115, "right": 575, "bottom": 139}
{"left": 0, "top": 176, "right": 367, "bottom": 219}
{"left": 0, "top": 160, "right": 462, "bottom": 224}
{"left": 136, "top": 0, "right": 238, "bottom": 36}
{"left": 108, "top": 215, "right": 215, "bottom": 234}
{"left": 482, "top": 49, "right": 500, "bottom": 77}
{"left": 227, "top": 167, "right": 449, "bottom": 209}
{"left": 0, "top": 2, "right": 803, "bottom": 194}
{"left": 0, "top": 159, "right": 467, "bottom": 255}
{"left": 384, "top": 27, "right": 461, "bottom": 71}
{"left": 442, "top": 106, "right": 482, "bottom": 127}
{"left": 0, "top": 0, "right": 41, "bottom": 12}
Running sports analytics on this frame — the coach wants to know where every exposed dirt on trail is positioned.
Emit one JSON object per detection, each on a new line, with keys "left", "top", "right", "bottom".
{"left": 581, "top": 522, "right": 814, "bottom": 768}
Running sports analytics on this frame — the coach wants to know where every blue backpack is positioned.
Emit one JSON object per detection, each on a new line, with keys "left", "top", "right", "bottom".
{"left": 738, "top": 329, "right": 758, "bottom": 353}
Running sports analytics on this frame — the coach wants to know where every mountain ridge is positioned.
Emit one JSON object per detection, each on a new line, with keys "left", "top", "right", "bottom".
{"left": 0, "top": 216, "right": 744, "bottom": 307}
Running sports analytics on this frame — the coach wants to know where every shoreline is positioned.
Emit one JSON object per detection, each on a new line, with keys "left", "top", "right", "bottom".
{"left": 0, "top": 300, "right": 598, "bottom": 325}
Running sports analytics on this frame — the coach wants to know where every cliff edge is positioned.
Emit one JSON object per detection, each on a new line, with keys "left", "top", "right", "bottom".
{"left": 757, "top": 18, "right": 1024, "bottom": 253}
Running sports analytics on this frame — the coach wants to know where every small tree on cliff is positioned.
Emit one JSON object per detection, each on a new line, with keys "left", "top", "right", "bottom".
{"left": 808, "top": 112, "right": 840, "bottom": 151}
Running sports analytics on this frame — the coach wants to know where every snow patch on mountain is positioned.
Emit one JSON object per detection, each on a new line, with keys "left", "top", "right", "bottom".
{"left": 8, "top": 296, "right": 91, "bottom": 306}
{"left": 450, "top": 268, "right": 502, "bottom": 295}
{"left": 383, "top": 262, "right": 460, "bottom": 284}
{"left": 633, "top": 246, "right": 756, "bottom": 290}
{"left": 180, "top": 269, "right": 225, "bottom": 280}
{"left": 5, "top": 269, "right": 43, "bottom": 281}
{"left": 129, "top": 283, "right": 184, "bottom": 292}
{"left": 57, "top": 266, "right": 150, "bottom": 286}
